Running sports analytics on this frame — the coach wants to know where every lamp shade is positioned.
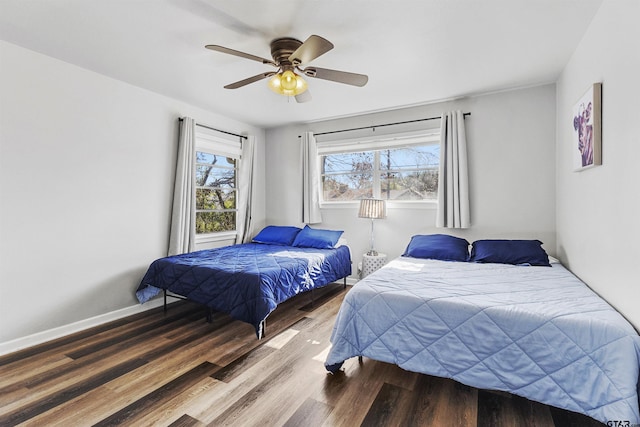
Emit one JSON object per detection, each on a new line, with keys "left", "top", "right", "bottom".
{"left": 358, "top": 198, "right": 386, "bottom": 219}
{"left": 268, "top": 70, "right": 308, "bottom": 96}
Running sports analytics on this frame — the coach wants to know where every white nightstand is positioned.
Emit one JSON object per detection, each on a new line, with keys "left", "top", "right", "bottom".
{"left": 361, "top": 253, "right": 387, "bottom": 278}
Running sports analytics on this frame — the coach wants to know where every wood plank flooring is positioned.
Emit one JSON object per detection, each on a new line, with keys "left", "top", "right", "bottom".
{"left": 0, "top": 284, "right": 605, "bottom": 426}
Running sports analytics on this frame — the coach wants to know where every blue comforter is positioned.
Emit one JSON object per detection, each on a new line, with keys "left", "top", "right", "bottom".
{"left": 325, "top": 257, "right": 640, "bottom": 425}
{"left": 137, "top": 243, "right": 351, "bottom": 336}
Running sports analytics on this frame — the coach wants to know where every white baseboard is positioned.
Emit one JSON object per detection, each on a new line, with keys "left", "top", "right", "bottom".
{"left": 0, "top": 299, "right": 165, "bottom": 357}
{"left": 345, "top": 277, "right": 358, "bottom": 286}
{"left": 0, "top": 278, "right": 357, "bottom": 357}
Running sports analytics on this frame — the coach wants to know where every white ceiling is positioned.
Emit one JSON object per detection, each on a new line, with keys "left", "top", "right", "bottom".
{"left": 0, "top": 0, "right": 603, "bottom": 129}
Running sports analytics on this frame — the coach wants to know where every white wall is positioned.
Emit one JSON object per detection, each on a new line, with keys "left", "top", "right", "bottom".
{"left": 0, "top": 41, "right": 266, "bottom": 348}
{"left": 555, "top": 0, "right": 640, "bottom": 328}
{"left": 265, "top": 84, "right": 557, "bottom": 273}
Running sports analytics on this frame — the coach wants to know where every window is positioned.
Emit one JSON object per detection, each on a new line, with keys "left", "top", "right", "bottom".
{"left": 195, "top": 152, "right": 236, "bottom": 233}
{"left": 318, "top": 130, "right": 440, "bottom": 202}
{"left": 194, "top": 126, "right": 241, "bottom": 236}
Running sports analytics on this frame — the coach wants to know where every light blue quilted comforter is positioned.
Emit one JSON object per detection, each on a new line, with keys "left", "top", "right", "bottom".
{"left": 325, "top": 257, "right": 640, "bottom": 425}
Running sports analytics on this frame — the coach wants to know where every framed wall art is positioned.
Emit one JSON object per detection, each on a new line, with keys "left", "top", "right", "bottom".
{"left": 572, "top": 83, "right": 602, "bottom": 171}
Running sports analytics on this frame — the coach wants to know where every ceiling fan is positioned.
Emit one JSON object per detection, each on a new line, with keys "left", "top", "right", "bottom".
{"left": 205, "top": 35, "right": 368, "bottom": 103}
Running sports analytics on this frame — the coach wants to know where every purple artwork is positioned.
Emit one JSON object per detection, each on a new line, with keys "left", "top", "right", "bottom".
{"left": 572, "top": 83, "right": 602, "bottom": 171}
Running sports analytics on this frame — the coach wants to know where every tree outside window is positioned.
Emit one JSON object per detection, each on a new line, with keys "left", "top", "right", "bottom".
{"left": 321, "top": 144, "right": 439, "bottom": 202}
{"left": 195, "top": 151, "right": 237, "bottom": 233}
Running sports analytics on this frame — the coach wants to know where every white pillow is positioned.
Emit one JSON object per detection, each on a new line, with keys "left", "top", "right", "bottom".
{"left": 335, "top": 237, "right": 348, "bottom": 248}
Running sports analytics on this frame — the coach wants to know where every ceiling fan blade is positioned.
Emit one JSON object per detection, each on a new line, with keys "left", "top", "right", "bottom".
{"left": 177, "top": 0, "right": 269, "bottom": 38}
{"left": 295, "top": 90, "right": 312, "bottom": 103}
{"left": 205, "top": 45, "right": 277, "bottom": 66}
{"left": 288, "top": 35, "right": 334, "bottom": 66}
{"left": 224, "top": 72, "right": 276, "bottom": 89}
{"left": 302, "top": 67, "right": 368, "bottom": 87}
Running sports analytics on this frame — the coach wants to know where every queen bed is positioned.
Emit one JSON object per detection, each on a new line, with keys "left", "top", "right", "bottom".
{"left": 325, "top": 235, "right": 640, "bottom": 425}
{"left": 137, "top": 225, "right": 351, "bottom": 338}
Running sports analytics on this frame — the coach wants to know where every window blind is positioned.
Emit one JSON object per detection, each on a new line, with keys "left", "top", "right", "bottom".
{"left": 316, "top": 129, "right": 440, "bottom": 155}
{"left": 196, "top": 125, "right": 242, "bottom": 158}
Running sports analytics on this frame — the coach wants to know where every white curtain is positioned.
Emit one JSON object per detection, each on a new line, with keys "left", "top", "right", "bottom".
{"left": 236, "top": 135, "right": 256, "bottom": 244}
{"left": 301, "top": 132, "right": 322, "bottom": 224}
{"left": 168, "top": 117, "right": 196, "bottom": 255}
{"left": 437, "top": 111, "right": 470, "bottom": 228}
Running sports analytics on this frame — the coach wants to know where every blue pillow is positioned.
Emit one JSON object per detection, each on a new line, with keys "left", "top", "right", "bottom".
{"left": 470, "top": 239, "right": 551, "bottom": 266}
{"left": 402, "top": 234, "right": 470, "bottom": 262}
{"left": 252, "top": 226, "right": 301, "bottom": 246}
{"left": 292, "top": 225, "right": 343, "bottom": 249}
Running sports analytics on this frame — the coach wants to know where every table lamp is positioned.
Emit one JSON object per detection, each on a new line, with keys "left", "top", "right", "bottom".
{"left": 358, "top": 198, "right": 386, "bottom": 256}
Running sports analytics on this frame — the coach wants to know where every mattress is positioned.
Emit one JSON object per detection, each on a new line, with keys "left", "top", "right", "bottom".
{"left": 325, "top": 257, "right": 640, "bottom": 425}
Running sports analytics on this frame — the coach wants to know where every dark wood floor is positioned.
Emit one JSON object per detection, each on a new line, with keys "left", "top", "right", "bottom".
{"left": 0, "top": 283, "right": 604, "bottom": 427}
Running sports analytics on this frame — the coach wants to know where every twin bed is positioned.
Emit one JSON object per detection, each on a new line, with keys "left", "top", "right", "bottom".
{"left": 325, "top": 234, "right": 640, "bottom": 426}
{"left": 137, "top": 227, "right": 640, "bottom": 425}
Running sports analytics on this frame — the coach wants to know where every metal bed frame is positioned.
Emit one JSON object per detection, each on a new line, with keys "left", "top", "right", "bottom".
{"left": 162, "top": 277, "right": 348, "bottom": 338}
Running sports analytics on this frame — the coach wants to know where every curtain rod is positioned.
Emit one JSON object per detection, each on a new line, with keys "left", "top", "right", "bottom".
{"left": 302, "top": 112, "right": 471, "bottom": 138}
{"left": 179, "top": 118, "right": 247, "bottom": 140}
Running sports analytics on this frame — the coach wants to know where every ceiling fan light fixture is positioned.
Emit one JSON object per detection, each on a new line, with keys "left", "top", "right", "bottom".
{"left": 207, "top": 35, "right": 367, "bottom": 101}
{"left": 268, "top": 70, "right": 308, "bottom": 96}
